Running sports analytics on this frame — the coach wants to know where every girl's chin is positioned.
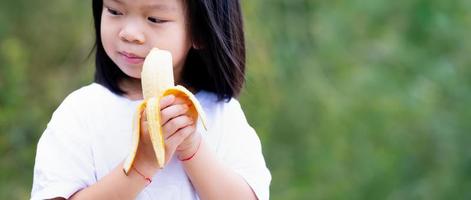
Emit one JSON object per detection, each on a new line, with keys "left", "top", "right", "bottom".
{"left": 127, "top": 75, "right": 141, "bottom": 80}
{"left": 128, "top": 73, "right": 142, "bottom": 79}
{"left": 120, "top": 69, "right": 142, "bottom": 79}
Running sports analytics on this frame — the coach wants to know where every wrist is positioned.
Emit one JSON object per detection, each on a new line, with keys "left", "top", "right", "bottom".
{"left": 179, "top": 139, "right": 201, "bottom": 161}
{"left": 133, "top": 157, "right": 159, "bottom": 177}
{"left": 131, "top": 166, "right": 153, "bottom": 186}
{"left": 177, "top": 134, "right": 202, "bottom": 161}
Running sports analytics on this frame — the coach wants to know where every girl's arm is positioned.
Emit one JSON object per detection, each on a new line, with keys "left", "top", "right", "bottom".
{"left": 181, "top": 138, "right": 258, "bottom": 200}
{"left": 50, "top": 161, "right": 156, "bottom": 200}
{"left": 56, "top": 95, "right": 176, "bottom": 200}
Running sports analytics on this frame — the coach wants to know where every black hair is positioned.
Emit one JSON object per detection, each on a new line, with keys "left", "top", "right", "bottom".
{"left": 92, "top": 0, "right": 246, "bottom": 101}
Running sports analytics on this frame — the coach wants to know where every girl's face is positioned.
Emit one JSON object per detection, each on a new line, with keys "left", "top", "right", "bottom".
{"left": 101, "top": 0, "right": 191, "bottom": 80}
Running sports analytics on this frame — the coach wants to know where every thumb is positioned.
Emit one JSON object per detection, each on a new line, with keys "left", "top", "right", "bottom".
{"left": 139, "top": 109, "right": 152, "bottom": 145}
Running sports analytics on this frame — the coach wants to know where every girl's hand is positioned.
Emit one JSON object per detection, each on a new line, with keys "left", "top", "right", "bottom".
{"left": 133, "top": 95, "right": 199, "bottom": 177}
{"left": 159, "top": 95, "right": 201, "bottom": 162}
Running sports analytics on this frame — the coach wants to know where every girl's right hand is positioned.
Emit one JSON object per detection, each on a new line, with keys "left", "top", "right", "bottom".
{"left": 133, "top": 95, "right": 195, "bottom": 176}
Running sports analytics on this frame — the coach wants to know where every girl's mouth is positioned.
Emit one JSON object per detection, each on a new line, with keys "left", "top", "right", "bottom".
{"left": 119, "top": 51, "right": 145, "bottom": 65}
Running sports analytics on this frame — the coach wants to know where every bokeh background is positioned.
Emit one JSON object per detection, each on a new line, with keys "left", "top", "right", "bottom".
{"left": 1, "top": 0, "right": 471, "bottom": 199}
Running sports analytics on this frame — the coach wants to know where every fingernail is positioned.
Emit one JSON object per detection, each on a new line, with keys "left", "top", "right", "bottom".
{"left": 161, "top": 95, "right": 174, "bottom": 104}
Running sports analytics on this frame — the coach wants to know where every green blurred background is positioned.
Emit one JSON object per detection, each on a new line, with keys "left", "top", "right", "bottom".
{"left": 1, "top": 0, "right": 471, "bottom": 199}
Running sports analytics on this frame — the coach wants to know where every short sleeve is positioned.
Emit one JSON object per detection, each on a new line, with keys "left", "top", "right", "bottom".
{"left": 219, "top": 99, "right": 272, "bottom": 200}
{"left": 31, "top": 94, "right": 96, "bottom": 200}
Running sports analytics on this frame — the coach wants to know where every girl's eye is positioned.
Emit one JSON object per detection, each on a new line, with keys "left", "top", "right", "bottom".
{"left": 107, "top": 7, "right": 122, "bottom": 16}
{"left": 147, "top": 17, "right": 166, "bottom": 24}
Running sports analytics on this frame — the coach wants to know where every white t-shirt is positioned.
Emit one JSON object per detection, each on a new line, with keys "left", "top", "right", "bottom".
{"left": 31, "top": 83, "right": 271, "bottom": 200}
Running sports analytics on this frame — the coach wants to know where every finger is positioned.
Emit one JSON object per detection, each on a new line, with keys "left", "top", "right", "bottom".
{"left": 173, "top": 96, "right": 188, "bottom": 105}
{"left": 159, "top": 95, "right": 175, "bottom": 110}
{"left": 163, "top": 115, "right": 194, "bottom": 139}
{"left": 139, "top": 109, "right": 147, "bottom": 135}
{"left": 165, "top": 125, "right": 196, "bottom": 156}
{"left": 137, "top": 109, "right": 151, "bottom": 141}
{"left": 160, "top": 104, "right": 189, "bottom": 125}
{"left": 176, "top": 126, "right": 198, "bottom": 152}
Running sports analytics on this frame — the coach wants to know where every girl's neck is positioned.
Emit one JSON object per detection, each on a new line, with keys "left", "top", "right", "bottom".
{"left": 119, "top": 78, "right": 143, "bottom": 101}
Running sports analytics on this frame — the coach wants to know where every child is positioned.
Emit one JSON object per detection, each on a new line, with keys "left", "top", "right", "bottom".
{"left": 31, "top": 0, "right": 271, "bottom": 199}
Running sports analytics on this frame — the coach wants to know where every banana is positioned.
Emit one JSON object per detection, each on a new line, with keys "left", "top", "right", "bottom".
{"left": 123, "top": 48, "right": 207, "bottom": 174}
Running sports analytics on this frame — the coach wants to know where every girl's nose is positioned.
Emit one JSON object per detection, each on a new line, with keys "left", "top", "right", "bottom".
{"left": 119, "top": 22, "right": 145, "bottom": 44}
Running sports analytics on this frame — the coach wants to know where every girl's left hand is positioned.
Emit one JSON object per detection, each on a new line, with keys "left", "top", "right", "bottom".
{"left": 175, "top": 121, "right": 202, "bottom": 161}
{"left": 159, "top": 95, "right": 201, "bottom": 163}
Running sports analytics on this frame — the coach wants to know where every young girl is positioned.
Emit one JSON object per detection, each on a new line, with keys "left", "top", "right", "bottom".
{"left": 31, "top": 0, "right": 271, "bottom": 199}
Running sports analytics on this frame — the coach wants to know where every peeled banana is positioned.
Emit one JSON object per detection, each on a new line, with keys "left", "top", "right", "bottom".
{"left": 123, "top": 48, "right": 207, "bottom": 174}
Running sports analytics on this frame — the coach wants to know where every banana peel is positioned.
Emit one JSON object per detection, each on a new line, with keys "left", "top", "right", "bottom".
{"left": 123, "top": 48, "right": 207, "bottom": 174}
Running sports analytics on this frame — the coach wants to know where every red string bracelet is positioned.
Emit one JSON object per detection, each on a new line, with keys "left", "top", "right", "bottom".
{"left": 132, "top": 166, "right": 152, "bottom": 186}
{"left": 179, "top": 139, "right": 202, "bottom": 161}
